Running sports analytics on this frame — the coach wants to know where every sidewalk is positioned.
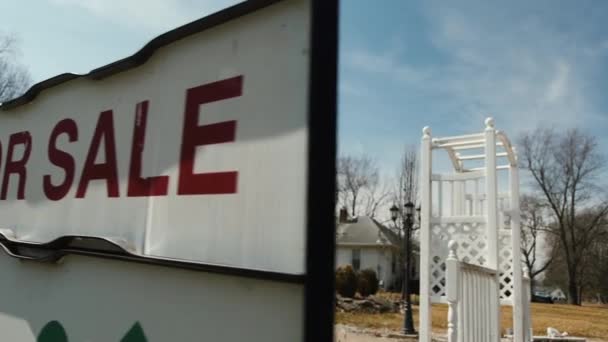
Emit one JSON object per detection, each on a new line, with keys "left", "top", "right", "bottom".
{"left": 335, "top": 324, "right": 519, "bottom": 342}
{"left": 334, "top": 325, "right": 442, "bottom": 342}
{"left": 335, "top": 326, "right": 605, "bottom": 342}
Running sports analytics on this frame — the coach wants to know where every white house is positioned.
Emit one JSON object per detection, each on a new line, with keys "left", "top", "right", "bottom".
{"left": 550, "top": 288, "right": 567, "bottom": 302}
{"left": 535, "top": 285, "right": 567, "bottom": 302}
{"left": 335, "top": 209, "right": 418, "bottom": 291}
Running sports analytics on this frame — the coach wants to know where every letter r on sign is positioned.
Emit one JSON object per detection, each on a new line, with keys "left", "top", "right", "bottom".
{"left": 178, "top": 75, "right": 242, "bottom": 195}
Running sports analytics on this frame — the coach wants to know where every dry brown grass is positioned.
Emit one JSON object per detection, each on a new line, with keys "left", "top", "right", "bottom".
{"left": 336, "top": 303, "right": 608, "bottom": 339}
{"left": 527, "top": 303, "right": 608, "bottom": 338}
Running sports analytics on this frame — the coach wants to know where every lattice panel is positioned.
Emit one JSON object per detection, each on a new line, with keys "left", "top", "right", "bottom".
{"left": 499, "top": 232, "right": 514, "bottom": 300}
{"left": 429, "top": 220, "right": 514, "bottom": 303}
{"left": 429, "top": 221, "right": 487, "bottom": 299}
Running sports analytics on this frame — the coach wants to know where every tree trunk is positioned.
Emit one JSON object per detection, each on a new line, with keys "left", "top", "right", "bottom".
{"left": 529, "top": 279, "right": 535, "bottom": 299}
{"left": 568, "top": 276, "right": 580, "bottom": 305}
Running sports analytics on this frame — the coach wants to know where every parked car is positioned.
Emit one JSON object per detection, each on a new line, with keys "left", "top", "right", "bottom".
{"left": 532, "top": 291, "right": 554, "bottom": 304}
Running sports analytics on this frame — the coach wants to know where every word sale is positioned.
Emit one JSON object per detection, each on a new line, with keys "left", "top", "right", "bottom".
{"left": 0, "top": 75, "right": 243, "bottom": 201}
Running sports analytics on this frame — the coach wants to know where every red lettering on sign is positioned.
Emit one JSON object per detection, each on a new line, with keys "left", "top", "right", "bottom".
{"left": 127, "top": 101, "right": 169, "bottom": 197}
{"left": 44, "top": 119, "right": 78, "bottom": 201}
{"left": 177, "top": 76, "right": 242, "bottom": 195}
{"left": 0, "top": 131, "right": 32, "bottom": 200}
{"left": 76, "top": 110, "right": 120, "bottom": 198}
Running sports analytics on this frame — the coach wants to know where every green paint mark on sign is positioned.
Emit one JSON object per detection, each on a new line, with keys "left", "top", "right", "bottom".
{"left": 37, "top": 321, "right": 147, "bottom": 342}
{"left": 121, "top": 322, "right": 147, "bottom": 342}
{"left": 37, "top": 321, "right": 67, "bottom": 342}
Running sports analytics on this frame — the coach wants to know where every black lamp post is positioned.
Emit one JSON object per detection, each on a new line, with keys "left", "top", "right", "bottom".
{"left": 390, "top": 202, "right": 416, "bottom": 335}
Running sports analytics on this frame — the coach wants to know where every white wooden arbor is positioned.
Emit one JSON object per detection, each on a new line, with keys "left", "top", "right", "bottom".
{"left": 418, "top": 118, "right": 531, "bottom": 342}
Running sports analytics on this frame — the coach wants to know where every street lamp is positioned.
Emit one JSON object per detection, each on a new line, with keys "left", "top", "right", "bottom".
{"left": 389, "top": 202, "right": 416, "bottom": 335}
{"left": 390, "top": 204, "right": 400, "bottom": 222}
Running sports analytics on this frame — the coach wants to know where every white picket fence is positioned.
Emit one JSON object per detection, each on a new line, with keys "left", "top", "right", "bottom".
{"left": 419, "top": 118, "right": 531, "bottom": 342}
{"left": 446, "top": 247, "right": 534, "bottom": 342}
{"left": 446, "top": 240, "right": 500, "bottom": 342}
{"left": 523, "top": 268, "right": 533, "bottom": 341}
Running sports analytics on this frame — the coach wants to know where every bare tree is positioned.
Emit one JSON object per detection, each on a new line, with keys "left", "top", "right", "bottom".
{"left": 0, "top": 34, "right": 30, "bottom": 103}
{"left": 571, "top": 208, "right": 608, "bottom": 302}
{"left": 337, "top": 153, "right": 380, "bottom": 217}
{"left": 519, "top": 127, "right": 608, "bottom": 304}
{"left": 545, "top": 209, "right": 608, "bottom": 303}
{"left": 362, "top": 179, "right": 391, "bottom": 219}
{"left": 392, "top": 145, "right": 419, "bottom": 225}
{"left": 520, "top": 194, "right": 554, "bottom": 296}
{"left": 585, "top": 229, "right": 608, "bottom": 303}
{"left": 386, "top": 145, "right": 420, "bottom": 297}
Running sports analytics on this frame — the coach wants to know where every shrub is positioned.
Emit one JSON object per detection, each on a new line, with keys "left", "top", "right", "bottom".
{"left": 410, "top": 294, "right": 420, "bottom": 305}
{"left": 336, "top": 265, "right": 358, "bottom": 298}
{"left": 357, "top": 268, "right": 379, "bottom": 297}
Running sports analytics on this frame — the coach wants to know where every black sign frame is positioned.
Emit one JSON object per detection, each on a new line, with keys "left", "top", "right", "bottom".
{"left": 0, "top": 0, "right": 338, "bottom": 340}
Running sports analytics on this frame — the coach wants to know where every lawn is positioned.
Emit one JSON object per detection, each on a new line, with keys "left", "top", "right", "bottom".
{"left": 336, "top": 302, "right": 608, "bottom": 339}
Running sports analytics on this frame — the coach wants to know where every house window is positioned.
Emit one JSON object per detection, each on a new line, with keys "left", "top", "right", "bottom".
{"left": 352, "top": 249, "right": 361, "bottom": 271}
{"left": 391, "top": 253, "right": 396, "bottom": 273}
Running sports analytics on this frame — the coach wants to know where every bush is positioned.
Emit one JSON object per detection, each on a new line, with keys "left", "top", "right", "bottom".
{"left": 336, "top": 265, "right": 358, "bottom": 298}
{"left": 410, "top": 294, "right": 420, "bottom": 305}
{"left": 357, "top": 268, "right": 379, "bottom": 297}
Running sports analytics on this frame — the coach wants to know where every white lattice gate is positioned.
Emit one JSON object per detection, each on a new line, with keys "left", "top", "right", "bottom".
{"left": 446, "top": 240, "right": 500, "bottom": 342}
{"left": 419, "top": 118, "right": 530, "bottom": 342}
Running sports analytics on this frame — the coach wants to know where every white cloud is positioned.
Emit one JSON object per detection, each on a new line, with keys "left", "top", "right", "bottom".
{"left": 544, "top": 60, "right": 570, "bottom": 103}
{"left": 49, "top": 0, "right": 240, "bottom": 31}
{"left": 344, "top": 4, "right": 604, "bottom": 136}
{"left": 345, "top": 50, "right": 431, "bottom": 85}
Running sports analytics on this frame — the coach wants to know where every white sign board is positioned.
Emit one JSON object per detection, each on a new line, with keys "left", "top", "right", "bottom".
{"left": 1, "top": 0, "right": 310, "bottom": 275}
{"left": 0, "top": 0, "right": 338, "bottom": 340}
{"left": 0, "top": 254, "right": 304, "bottom": 341}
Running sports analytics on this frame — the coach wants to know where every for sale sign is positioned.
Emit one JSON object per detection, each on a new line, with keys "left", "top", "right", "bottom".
{"left": 0, "top": 0, "right": 337, "bottom": 341}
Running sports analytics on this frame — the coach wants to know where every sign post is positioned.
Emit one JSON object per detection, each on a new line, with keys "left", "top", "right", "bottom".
{"left": 0, "top": 0, "right": 338, "bottom": 340}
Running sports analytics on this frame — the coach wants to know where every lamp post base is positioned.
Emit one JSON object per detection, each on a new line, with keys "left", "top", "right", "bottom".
{"left": 402, "top": 300, "right": 417, "bottom": 335}
{"left": 387, "top": 332, "right": 418, "bottom": 339}
{"left": 401, "top": 328, "right": 417, "bottom": 335}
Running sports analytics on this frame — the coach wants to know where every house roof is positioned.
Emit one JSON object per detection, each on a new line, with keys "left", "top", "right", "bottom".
{"left": 535, "top": 286, "right": 565, "bottom": 294}
{"left": 336, "top": 216, "right": 400, "bottom": 247}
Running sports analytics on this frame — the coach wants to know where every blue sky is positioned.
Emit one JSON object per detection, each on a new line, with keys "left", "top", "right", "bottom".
{"left": 1, "top": 0, "right": 608, "bottom": 178}
{"left": 339, "top": 0, "right": 608, "bottom": 175}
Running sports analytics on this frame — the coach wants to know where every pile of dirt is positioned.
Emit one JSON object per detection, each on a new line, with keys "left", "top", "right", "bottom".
{"left": 336, "top": 295, "right": 398, "bottom": 314}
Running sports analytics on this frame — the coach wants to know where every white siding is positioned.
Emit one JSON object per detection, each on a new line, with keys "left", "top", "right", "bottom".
{"left": 336, "top": 248, "right": 351, "bottom": 269}
{"left": 335, "top": 246, "right": 397, "bottom": 290}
